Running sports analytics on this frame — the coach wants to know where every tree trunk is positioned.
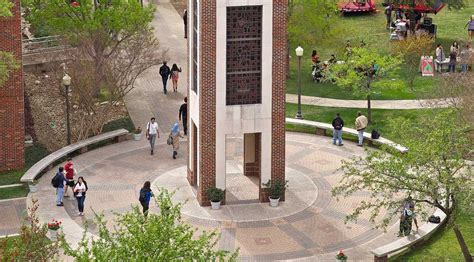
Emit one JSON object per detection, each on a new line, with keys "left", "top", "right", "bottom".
{"left": 367, "top": 94, "right": 372, "bottom": 124}
{"left": 453, "top": 224, "right": 473, "bottom": 262}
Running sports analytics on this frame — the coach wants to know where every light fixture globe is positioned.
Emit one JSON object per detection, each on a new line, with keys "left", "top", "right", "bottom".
{"left": 62, "top": 74, "right": 71, "bottom": 86}
{"left": 295, "top": 46, "right": 304, "bottom": 57}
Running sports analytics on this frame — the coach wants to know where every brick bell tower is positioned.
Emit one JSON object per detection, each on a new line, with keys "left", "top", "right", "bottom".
{"left": 0, "top": 0, "right": 24, "bottom": 172}
{"left": 187, "top": 0, "right": 287, "bottom": 206}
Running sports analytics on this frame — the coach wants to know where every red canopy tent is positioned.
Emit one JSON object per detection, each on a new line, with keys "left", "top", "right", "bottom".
{"left": 392, "top": 0, "right": 445, "bottom": 14}
{"left": 338, "top": 0, "right": 376, "bottom": 13}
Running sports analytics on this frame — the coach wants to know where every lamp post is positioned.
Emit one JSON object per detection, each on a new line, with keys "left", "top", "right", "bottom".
{"left": 295, "top": 46, "right": 304, "bottom": 119}
{"left": 62, "top": 74, "right": 72, "bottom": 145}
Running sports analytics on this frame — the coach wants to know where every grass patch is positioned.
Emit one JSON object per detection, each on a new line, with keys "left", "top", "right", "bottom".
{"left": 287, "top": 0, "right": 473, "bottom": 100}
{"left": 391, "top": 209, "right": 474, "bottom": 261}
{"left": 0, "top": 144, "right": 49, "bottom": 186}
{"left": 0, "top": 185, "right": 29, "bottom": 200}
{"left": 285, "top": 103, "right": 441, "bottom": 140}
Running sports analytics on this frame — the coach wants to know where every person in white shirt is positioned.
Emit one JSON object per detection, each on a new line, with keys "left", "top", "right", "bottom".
{"left": 146, "top": 117, "right": 160, "bottom": 155}
{"left": 355, "top": 111, "right": 368, "bottom": 147}
{"left": 73, "top": 176, "right": 88, "bottom": 216}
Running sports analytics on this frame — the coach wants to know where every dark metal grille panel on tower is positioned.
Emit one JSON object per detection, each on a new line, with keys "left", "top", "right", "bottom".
{"left": 226, "top": 6, "right": 262, "bottom": 105}
{"left": 192, "top": 0, "right": 198, "bottom": 93}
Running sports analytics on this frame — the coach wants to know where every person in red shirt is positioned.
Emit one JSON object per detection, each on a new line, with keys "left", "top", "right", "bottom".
{"left": 64, "top": 157, "right": 75, "bottom": 197}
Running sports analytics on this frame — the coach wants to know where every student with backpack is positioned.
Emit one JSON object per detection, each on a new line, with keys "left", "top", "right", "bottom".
{"left": 139, "top": 181, "right": 154, "bottom": 217}
{"left": 159, "top": 62, "right": 171, "bottom": 94}
{"left": 332, "top": 113, "right": 344, "bottom": 146}
{"left": 51, "top": 167, "right": 66, "bottom": 206}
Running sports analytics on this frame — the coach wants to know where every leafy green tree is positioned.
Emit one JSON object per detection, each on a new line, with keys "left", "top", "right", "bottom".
{"left": 23, "top": 0, "right": 157, "bottom": 94}
{"left": 332, "top": 110, "right": 473, "bottom": 261}
{"left": 327, "top": 47, "right": 403, "bottom": 123}
{"left": 0, "top": 199, "right": 60, "bottom": 260}
{"left": 61, "top": 189, "right": 238, "bottom": 260}
{"left": 0, "top": 0, "right": 19, "bottom": 87}
{"left": 391, "top": 33, "right": 434, "bottom": 89}
{"left": 0, "top": 0, "right": 13, "bottom": 17}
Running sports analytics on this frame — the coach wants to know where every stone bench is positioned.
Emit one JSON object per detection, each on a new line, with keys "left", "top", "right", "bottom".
{"left": 20, "top": 129, "right": 129, "bottom": 183}
{"left": 285, "top": 118, "right": 408, "bottom": 153}
{"left": 371, "top": 208, "right": 447, "bottom": 261}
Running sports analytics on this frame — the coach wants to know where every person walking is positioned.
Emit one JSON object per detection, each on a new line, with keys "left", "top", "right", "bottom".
{"left": 332, "top": 113, "right": 344, "bottom": 146}
{"left": 73, "top": 176, "right": 88, "bottom": 216}
{"left": 159, "top": 62, "right": 171, "bottom": 94}
{"left": 146, "top": 117, "right": 160, "bottom": 155}
{"left": 183, "top": 9, "right": 188, "bottom": 39}
{"left": 179, "top": 97, "right": 188, "bottom": 135}
{"left": 53, "top": 167, "right": 66, "bottom": 206}
{"left": 170, "top": 64, "right": 182, "bottom": 93}
{"left": 139, "top": 181, "right": 154, "bottom": 217}
{"left": 63, "top": 157, "right": 75, "bottom": 197}
{"left": 169, "top": 122, "right": 184, "bottom": 159}
{"left": 465, "top": 15, "right": 474, "bottom": 42}
{"left": 355, "top": 111, "right": 368, "bottom": 147}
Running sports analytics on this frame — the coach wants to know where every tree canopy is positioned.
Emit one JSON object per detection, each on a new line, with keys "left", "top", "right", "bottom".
{"left": 0, "top": 0, "right": 19, "bottom": 87}
{"left": 61, "top": 189, "right": 238, "bottom": 261}
{"left": 332, "top": 109, "right": 473, "bottom": 259}
{"left": 0, "top": 0, "right": 13, "bottom": 17}
{"left": 327, "top": 47, "right": 403, "bottom": 122}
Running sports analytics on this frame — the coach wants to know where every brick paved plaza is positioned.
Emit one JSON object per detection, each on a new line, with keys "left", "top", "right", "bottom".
{"left": 30, "top": 132, "right": 399, "bottom": 261}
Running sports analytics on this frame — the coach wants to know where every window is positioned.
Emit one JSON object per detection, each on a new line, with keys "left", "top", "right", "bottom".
{"left": 226, "top": 6, "right": 262, "bottom": 105}
{"left": 192, "top": 0, "right": 198, "bottom": 93}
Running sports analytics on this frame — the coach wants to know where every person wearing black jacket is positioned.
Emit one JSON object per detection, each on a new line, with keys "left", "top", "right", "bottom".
{"left": 159, "top": 62, "right": 171, "bottom": 94}
{"left": 179, "top": 97, "right": 187, "bottom": 135}
{"left": 332, "top": 113, "right": 344, "bottom": 146}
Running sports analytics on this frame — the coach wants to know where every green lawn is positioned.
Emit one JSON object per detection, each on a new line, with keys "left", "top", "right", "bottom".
{"left": 392, "top": 209, "right": 474, "bottom": 261}
{"left": 0, "top": 144, "right": 49, "bottom": 186}
{"left": 286, "top": 0, "right": 474, "bottom": 100}
{"left": 0, "top": 185, "right": 29, "bottom": 200}
{"left": 285, "top": 103, "right": 439, "bottom": 139}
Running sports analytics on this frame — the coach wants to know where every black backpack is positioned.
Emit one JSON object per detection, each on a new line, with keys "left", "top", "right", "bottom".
{"left": 333, "top": 118, "right": 343, "bottom": 130}
{"left": 428, "top": 215, "right": 441, "bottom": 224}
{"left": 51, "top": 173, "right": 60, "bottom": 188}
{"left": 139, "top": 189, "right": 146, "bottom": 202}
{"left": 371, "top": 129, "right": 380, "bottom": 139}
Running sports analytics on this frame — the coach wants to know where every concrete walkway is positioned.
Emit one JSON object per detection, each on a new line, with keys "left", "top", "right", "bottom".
{"left": 0, "top": 198, "right": 26, "bottom": 237}
{"left": 124, "top": 0, "right": 188, "bottom": 136}
{"left": 31, "top": 132, "right": 400, "bottom": 260}
{"left": 286, "top": 94, "right": 449, "bottom": 110}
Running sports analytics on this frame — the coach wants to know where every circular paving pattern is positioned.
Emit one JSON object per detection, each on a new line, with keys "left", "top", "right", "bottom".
{"left": 152, "top": 166, "right": 318, "bottom": 222}
{"left": 33, "top": 132, "right": 399, "bottom": 260}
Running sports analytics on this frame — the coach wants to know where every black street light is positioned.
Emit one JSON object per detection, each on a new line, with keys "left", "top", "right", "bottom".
{"left": 62, "top": 74, "right": 72, "bottom": 145}
{"left": 295, "top": 45, "right": 304, "bottom": 119}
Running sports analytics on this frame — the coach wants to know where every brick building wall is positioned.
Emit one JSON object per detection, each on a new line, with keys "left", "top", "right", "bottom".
{"left": 0, "top": 0, "right": 24, "bottom": 171}
{"left": 197, "top": 0, "right": 217, "bottom": 205}
{"left": 270, "top": 0, "right": 287, "bottom": 201}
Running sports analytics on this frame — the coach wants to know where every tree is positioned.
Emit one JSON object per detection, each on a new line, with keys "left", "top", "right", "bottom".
{"left": 332, "top": 110, "right": 473, "bottom": 261}
{"left": 61, "top": 189, "right": 238, "bottom": 260}
{"left": 391, "top": 33, "right": 434, "bottom": 89}
{"left": 0, "top": 0, "right": 19, "bottom": 87}
{"left": 24, "top": 0, "right": 163, "bottom": 141}
{"left": 24, "top": 0, "right": 159, "bottom": 95}
{"left": 327, "top": 47, "right": 403, "bottom": 123}
{"left": 0, "top": 199, "right": 60, "bottom": 260}
{"left": 0, "top": 0, "right": 13, "bottom": 17}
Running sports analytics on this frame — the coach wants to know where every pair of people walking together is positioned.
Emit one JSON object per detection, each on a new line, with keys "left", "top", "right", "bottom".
{"left": 146, "top": 117, "right": 184, "bottom": 159}
{"left": 159, "top": 62, "right": 182, "bottom": 94}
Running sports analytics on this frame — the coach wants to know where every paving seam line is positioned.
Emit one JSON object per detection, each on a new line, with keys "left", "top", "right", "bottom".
{"left": 0, "top": 184, "right": 23, "bottom": 189}
{"left": 0, "top": 197, "right": 27, "bottom": 203}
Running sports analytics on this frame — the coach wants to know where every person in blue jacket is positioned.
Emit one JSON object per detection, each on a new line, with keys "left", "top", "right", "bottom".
{"left": 139, "top": 181, "right": 154, "bottom": 216}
